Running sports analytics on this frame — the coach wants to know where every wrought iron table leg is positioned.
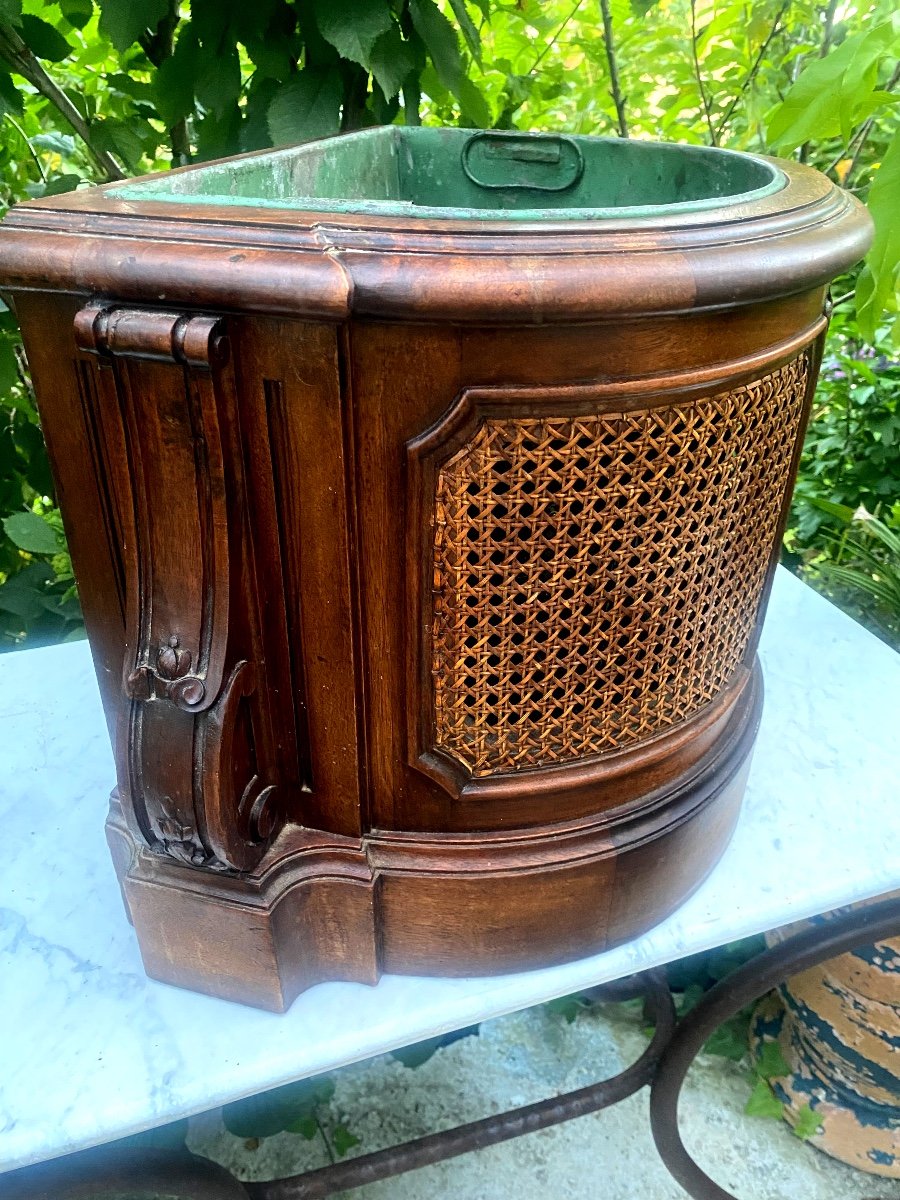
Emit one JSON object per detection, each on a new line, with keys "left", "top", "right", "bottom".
{"left": 245, "top": 968, "right": 675, "bottom": 1200}
{"left": 10, "top": 904, "right": 898, "bottom": 1200}
{"left": 3, "top": 1146, "right": 251, "bottom": 1200}
{"left": 2, "top": 969, "right": 673, "bottom": 1200}
{"left": 649, "top": 892, "right": 900, "bottom": 1200}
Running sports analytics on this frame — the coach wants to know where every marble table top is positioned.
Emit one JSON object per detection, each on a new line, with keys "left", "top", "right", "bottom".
{"left": 1, "top": 568, "right": 898, "bottom": 1174}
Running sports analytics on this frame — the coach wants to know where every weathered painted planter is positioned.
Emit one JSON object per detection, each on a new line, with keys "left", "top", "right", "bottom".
{"left": 0, "top": 128, "right": 871, "bottom": 1008}
{"left": 751, "top": 903, "right": 900, "bottom": 1177}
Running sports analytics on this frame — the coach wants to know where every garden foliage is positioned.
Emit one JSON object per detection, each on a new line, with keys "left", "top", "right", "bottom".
{"left": 0, "top": 0, "right": 898, "bottom": 647}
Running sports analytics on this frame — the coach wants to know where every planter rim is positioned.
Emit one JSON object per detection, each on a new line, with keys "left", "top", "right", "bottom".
{"left": 0, "top": 138, "right": 873, "bottom": 324}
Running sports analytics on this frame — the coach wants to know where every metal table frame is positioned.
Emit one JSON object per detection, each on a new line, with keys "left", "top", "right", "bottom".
{"left": 7, "top": 894, "right": 898, "bottom": 1200}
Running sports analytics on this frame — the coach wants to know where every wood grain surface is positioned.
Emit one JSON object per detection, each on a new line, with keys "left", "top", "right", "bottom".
{"left": 0, "top": 143, "right": 871, "bottom": 1008}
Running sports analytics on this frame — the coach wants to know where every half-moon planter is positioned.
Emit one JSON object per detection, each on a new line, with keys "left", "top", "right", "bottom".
{"left": 0, "top": 128, "right": 872, "bottom": 1009}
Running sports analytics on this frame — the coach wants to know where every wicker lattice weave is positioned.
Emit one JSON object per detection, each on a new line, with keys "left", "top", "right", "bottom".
{"left": 431, "top": 355, "right": 809, "bottom": 776}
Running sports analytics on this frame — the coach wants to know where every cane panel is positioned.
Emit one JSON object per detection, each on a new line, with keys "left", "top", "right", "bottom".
{"left": 430, "top": 355, "right": 809, "bottom": 777}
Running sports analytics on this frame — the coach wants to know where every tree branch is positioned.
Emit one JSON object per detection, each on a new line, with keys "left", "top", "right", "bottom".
{"left": 340, "top": 63, "right": 370, "bottom": 131}
{"left": 800, "top": 0, "right": 840, "bottom": 163}
{"left": 3, "top": 112, "right": 46, "bottom": 182}
{"left": 818, "top": 0, "right": 839, "bottom": 58}
{"left": 0, "top": 22, "right": 124, "bottom": 181}
{"left": 14, "top": 344, "right": 36, "bottom": 405}
{"left": 497, "top": 0, "right": 584, "bottom": 129}
{"left": 717, "top": 0, "right": 790, "bottom": 141}
{"left": 139, "top": 1, "right": 191, "bottom": 167}
{"left": 599, "top": 0, "right": 628, "bottom": 137}
{"left": 841, "top": 60, "right": 900, "bottom": 189}
{"left": 689, "top": 0, "right": 718, "bottom": 146}
{"left": 400, "top": 6, "right": 421, "bottom": 125}
{"left": 823, "top": 115, "right": 870, "bottom": 176}
{"left": 402, "top": 81, "right": 421, "bottom": 126}
{"left": 528, "top": 0, "right": 585, "bottom": 76}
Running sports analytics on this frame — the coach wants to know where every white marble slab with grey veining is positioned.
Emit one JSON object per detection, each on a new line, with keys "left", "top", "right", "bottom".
{"left": 1, "top": 568, "right": 898, "bottom": 1173}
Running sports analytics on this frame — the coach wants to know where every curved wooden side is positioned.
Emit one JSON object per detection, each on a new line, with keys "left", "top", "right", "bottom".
{"left": 108, "top": 659, "right": 760, "bottom": 1011}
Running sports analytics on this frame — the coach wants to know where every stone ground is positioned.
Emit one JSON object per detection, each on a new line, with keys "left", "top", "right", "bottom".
{"left": 188, "top": 1000, "right": 899, "bottom": 1199}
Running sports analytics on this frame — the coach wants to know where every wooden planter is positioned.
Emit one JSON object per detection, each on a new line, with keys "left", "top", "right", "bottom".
{"left": 0, "top": 130, "right": 871, "bottom": 1010}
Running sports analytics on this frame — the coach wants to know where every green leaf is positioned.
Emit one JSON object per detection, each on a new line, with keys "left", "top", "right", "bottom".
{"left": 41, "top": 173, "right": 81, "bottom": 196}
{"left": 391, "top": 1035, "right": 447, "bottom": 1068}
{"left": 703, "top": 1013, "right": 750, "bottom": 1061}
{"left": 674, "top": 982, "right": 705, "bottom": 1015}
{"left": 151, "top": 29, "right": 199, "bottom": 129}
{"left": 108, "top": 72, "right": 153, "bottom": 101}
{"left": 0, "top": 0, "right": 22, "bottom": 26}
{"left": 3, "top": 511, "right": 62, "bottom": 555}
{"left": 0, "top": 337, "right": 18, "bottom": 393}
{"left": 284, "top": 1112, "right": 318, "bottom": 1139}
{"left": 545, "top": 994, "right": 585, "bottom": 1024}
{"left": 194, "top": 102, "right": 241, "bottom": 162}
{"left": 744, "top": 1077, "right": 784, "bottom": 1119}
{"left": 152, "top": 58, "right": 193, "bottom": 128}
{"left": 367, "top": 80, "right": 400, "bottom": 124}
{"left": 331, "top": 1123, "right": 360, "bottom": 1158}
{"left": 222, "top": 1077, "right": 336, "bottom": 1140}
{"left": 195, "top": 45, "right": 241, "bottom": 116}
{"left": 807, "top": 495, "right": 856, "bottom": 523}
{"left": 409, "top": 0, "right": 490, "bottom": 126}
{"left": 446, "top": 0, "right": 481, "bottom": 64}
{"left": 58, "top": 0, "right": 93, "bottom": 30}
{"left": 409, "top": 4, "right": 457, "bottom": 81}
{"left": 241, "top": 77, "right": 279, "bottom": 152}
{"left": 854, "top": 507, "right": 900, "bottom": 557}
{"left": 92, "top": 119, "right": 147, "bottom": 171}
{"left": 0, "top": 70, "right": 23, "bottom": 118}
{"left": 858, "top": 127, "right": 900, "bottom": 342}
{"left": 446, "top": 62, "right": 488, "bottom": 126}
{"left": 824, "top": 560, "right": 900, "bottom": 609}
{"left": 229, "top": 0, "right": 285, "bottom": 44}
{"left": 0, "top": 561, "right": 55, "bottom": 620}
{"left": 19, "top": 15, "right": 72, "bottom": 62}
{"left": 311, "top": 0, "right": 394, "bottom": 70}
{"left": 98, "top": 0, "right": 170, "bottom": 53}
{"left": 31, "top": 132, "right": 76, "bottom": 155}
{"left": 766, "top": 22, "right": 894, "bottom": 153}
{"left": 755, "top": 1040, "right": 791, "bottom": 1080}
{"left": 267, "top": 68, "right": 343, "bottom": 146}
{"left": 367, "top": 25, "right": 417, "bottom": 100}
{"left": 792, "top": 1102, "right": 822, "bottom": 1140}
{"left": 245, "top": 37, "right": 295, "bottom": 83}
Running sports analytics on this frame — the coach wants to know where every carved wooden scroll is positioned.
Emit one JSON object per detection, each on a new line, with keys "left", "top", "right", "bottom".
{"left": 74, "top": 302, "right": 282, "bottom": 873}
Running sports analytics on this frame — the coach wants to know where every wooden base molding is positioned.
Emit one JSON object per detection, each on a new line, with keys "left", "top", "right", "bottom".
{"left": 107, "top": 662, "right": 760, "bottom": 1011}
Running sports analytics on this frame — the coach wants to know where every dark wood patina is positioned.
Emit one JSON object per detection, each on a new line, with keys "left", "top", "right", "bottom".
{"left": 0, "top": 131, "right": 871, "bottom": 1009}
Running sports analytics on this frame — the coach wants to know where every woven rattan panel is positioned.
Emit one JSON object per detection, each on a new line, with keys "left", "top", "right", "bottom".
{"left": 431, "top": 355, "right": 809, "bottom": 777}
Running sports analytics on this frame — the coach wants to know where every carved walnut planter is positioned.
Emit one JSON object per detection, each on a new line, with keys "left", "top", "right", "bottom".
{"left": 0, "top": 129, "right": 871, "bottom": 1009}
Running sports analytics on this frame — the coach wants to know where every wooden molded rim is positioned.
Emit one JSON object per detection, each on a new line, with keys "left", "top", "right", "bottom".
{"left": 0, "top": 157, "right": 872, "bottom": 322}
